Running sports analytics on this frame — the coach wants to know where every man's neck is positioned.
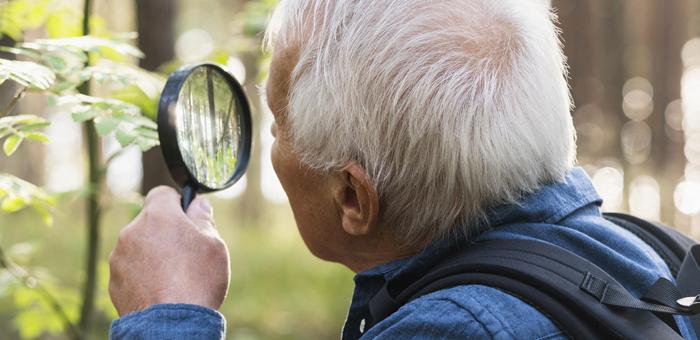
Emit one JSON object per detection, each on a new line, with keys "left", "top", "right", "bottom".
{"left": 340, "top": 238, "right": 423, "bottom": 273}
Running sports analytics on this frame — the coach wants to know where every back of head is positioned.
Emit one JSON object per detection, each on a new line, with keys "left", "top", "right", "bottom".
{"left": 266, "top": 0, "right": 576, "bottom": 246}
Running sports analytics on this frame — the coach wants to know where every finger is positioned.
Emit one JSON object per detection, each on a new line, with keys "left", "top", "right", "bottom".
{"left": 144, "top": 186, "right": 181, "bottom": 208}
{"left": 186, "top": 196, "right": 215, "bottom": 230}
{"left": 143, "top": 186, "right": 185, "bottom": 220}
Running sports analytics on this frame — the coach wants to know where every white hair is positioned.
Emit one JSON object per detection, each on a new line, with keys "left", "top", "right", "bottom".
{"left": 266, "top": 0, "right": 576, "bottom": 246}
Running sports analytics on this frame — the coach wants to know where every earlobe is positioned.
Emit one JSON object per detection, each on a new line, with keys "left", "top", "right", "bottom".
{"left": 336, "top": 163, "right": 379, "bottom": 236}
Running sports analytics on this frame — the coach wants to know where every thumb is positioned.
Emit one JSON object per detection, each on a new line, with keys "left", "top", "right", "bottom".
{"left": 186, "top": 196, "right": 215, "bottom": 229}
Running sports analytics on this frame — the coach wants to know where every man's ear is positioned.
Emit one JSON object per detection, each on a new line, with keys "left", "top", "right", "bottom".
{"left": 334, "top": 163, "right": 379, "bottom": 236}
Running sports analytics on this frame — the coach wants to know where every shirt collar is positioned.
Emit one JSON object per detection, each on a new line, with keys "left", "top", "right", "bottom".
{"left": 344, "top": 167, "right": 602, "bottom": 338}
{"left": 357, "top": 166, "right": 601, "bottom": 281}
{"left": 486, "top": 167, "right": 602, "bottom": 226}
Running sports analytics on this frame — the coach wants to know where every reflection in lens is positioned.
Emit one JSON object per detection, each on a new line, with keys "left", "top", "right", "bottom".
{"left": 176, "top": 66, "right": 241, "bottom": 189}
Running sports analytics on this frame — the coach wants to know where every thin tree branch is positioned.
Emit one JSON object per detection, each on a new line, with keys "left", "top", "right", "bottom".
{"left": 103, "top": 147, "right": 128, "bottom": 171}
{"left": 78, "top": 0, "right": 103, "bottom": 336}
{"left": 0, "top": 245, "right": 83, "bottom": 340}
{"left": 0, "top": 86, "right": 26, "bottom": 117}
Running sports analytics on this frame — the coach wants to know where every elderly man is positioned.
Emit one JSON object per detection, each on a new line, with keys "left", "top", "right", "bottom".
{"left": 108, "top": 0, "right": 695, "bottom": 339}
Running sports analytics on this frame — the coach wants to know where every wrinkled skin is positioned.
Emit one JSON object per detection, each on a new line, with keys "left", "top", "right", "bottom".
{"left": 108, "top": 187, "right": 230, "bottom": 316}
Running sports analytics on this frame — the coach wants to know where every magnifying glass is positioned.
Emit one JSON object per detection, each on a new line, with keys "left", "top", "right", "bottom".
{"left": 157, "top": 63, "right": 252, "bottom": 210}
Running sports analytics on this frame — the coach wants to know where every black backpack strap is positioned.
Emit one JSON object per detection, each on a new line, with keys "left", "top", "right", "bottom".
{"left": 604, "top": 212, "right": 700, "bottom": 334}
{"left": 604, "top": 212, "right": 694, "bottom": 276}
{"left": 368, "top": 239, "right": 693, "bottom": 340}
{"left": 678, "top": 245, "right": 700, "bottom": 334}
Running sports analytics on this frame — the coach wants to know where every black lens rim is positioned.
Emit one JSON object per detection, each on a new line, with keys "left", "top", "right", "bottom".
{"left": 157, "top": 62, "right": 252, "bottom": 193}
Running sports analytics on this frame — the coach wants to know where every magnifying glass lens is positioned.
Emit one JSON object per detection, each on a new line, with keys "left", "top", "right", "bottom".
{"left": 176, "top": 67, "right": 241, "bottom": 189}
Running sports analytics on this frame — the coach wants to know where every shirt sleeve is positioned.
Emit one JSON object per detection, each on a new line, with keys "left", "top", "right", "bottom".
{"left": 109, "top": 304, "right": 226, "bottom": 340}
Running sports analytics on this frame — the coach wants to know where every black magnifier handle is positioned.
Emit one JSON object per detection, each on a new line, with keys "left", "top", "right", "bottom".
{"left": 181, "top": 183, "right": 197, "bottom": 211}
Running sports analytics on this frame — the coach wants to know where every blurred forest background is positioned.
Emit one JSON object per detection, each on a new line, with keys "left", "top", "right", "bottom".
{"left": 0, "top": 0, "right": 699, "bottom": 339}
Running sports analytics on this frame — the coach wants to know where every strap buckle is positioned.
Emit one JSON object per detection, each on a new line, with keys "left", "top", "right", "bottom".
{"left": 677, "top": 295, "right": 700, "bottom": 308}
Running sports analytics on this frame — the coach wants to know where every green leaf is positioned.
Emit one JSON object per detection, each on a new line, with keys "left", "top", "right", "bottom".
{"left": 0, "top": 59, "right": 55, "bottom": 90}
{"left": 210, "top": 49, "right": 231, "bottom": 65}
{"left": 70, "top": 108, "right": 99, "bottom": 122}
{"left": 32, "top": 205, "right": 53, "bottom": 226}
{"left": 51, "top": 80, "right": 78, "bottom": 93}
{"left": 17, "top": 122, "right": 50, "bottom": 132}
{"left": 110, "top": 85, "right": 159, "bottom": 120}
{"left": 7, "top": 73, "right": 29, "bottom": 86}
{"left": 43, "top": 54, "right": 67, "bottom": 71}
{"left": 27, "top": 36, "right": 145, "bottom": 59}
{"left": 14, "top": 304, "right": 49, "bottom": 339}
{"left": 40, "top": 209, "right": 53, "bottom": 226}
{"left": 0, "top": 114, "right": 46, "bottom": 126}
{"left": 131, "top": 115, "right": 157, "bottom": 130}
{"left": 1, "top": 196, "right": 26, "bottom": 212}
{"left": 12, "top": 282, "right": 81, "bottom": 339}
{"left": 23, "top": 132, "right": 49, "bottom": 143}
{"left": 3, "top": 135, "right": 23, "bottom": 156}
{"left": 94, "top": 117, "right": 120, "bottom": 135}
{"left": 46, "top": 8, "right": 82, "bottom": 38}
{"left": 0, "top": 173, "right": 55, "bottom": 221}
{"left": 135, "top": 127, "right": 159, "bottom": 140}
{"left": 0, "top": 129, "right": 10, "bottom": 140}
{"left": 70, "top": 94, "right": 141, "bottom": 116}
{"left": 0, "top": 0, "right": 31, "bottom": 40}
{"left": 0, "top": 46, "right": 41, "bottom": 59}
{"left": 25, "top": 5, "right": 48, "bottom": 28}
{"left": 13, "top": 285, "right": 37, "bottom": 309}
{"left": 115, "top": 127, "right": 137, "bottom": 147}
{"left": 134, "top": 136, "right": 158, "bottom": 151}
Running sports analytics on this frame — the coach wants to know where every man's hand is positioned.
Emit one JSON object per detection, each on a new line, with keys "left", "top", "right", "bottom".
{"left": 109, "top": 186, "right": 230, "bottom": 316}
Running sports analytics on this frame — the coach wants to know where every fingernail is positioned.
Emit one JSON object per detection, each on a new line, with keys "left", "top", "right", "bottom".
{"left": 200, "top": 198, "right": 213, "bottom": 216}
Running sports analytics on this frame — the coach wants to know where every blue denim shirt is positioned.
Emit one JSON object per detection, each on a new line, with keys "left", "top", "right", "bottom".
{"left": 109, "top": 168, "right": 696, "bottom": 339}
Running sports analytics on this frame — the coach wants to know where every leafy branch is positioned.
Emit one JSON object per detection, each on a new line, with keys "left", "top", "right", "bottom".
{"left": 0, "top": 114, "right": 51, "bottom": 156}
{"left": 0, "top": 174, "right": 56, "bottom": 225}
{"left": 0, "top": 59, "right": 55, "bottom": 90}
{"left": 56, "top": 94, "right": 159, "bottom": 152}
{"left": 1, "top": 35, "right": 145, "bottom": 94}
{"left": 0, "top": 246, "right": 81, "bottom": 340}
{"left": 1, "top": 35, "right": 161, "bottom": 153}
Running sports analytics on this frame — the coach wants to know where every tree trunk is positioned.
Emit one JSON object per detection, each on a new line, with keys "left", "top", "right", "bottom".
{"left": 136, "top": 0, "right": 178, "bottom": 194}
{"left": 555, "top": 0, "right": 625, "bottom": 162}
{"left": 651, "top": 0, "right": 687, "bottom": 224}
{"left": 554, "top": 0, "right": 626, "bottom": 210}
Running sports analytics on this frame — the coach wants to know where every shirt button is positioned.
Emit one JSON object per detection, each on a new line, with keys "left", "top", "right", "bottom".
{"left": 360, "top": 318, "right": 366, "bottom": 334}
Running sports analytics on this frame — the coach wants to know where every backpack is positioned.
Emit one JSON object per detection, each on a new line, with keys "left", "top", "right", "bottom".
{"left": 367, "top": 213, "right": 700, "bottom": 339}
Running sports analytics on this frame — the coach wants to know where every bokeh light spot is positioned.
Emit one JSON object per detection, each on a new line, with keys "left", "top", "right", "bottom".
{"left": 592, "top": 166, "right": 624, "bottom": 211}
{"left": 176, "top": 28, "right": 214, "bottom": 63}
{"left": 674, "top": 180, "right": 700, "bottom": 215}
{"left": 629, "top": 176, "right": 660, "bottom": 221}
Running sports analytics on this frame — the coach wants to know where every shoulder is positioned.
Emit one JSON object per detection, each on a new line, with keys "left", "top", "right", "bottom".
{"left": 362, "top": 285, "right": 566, "bottom": 340}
